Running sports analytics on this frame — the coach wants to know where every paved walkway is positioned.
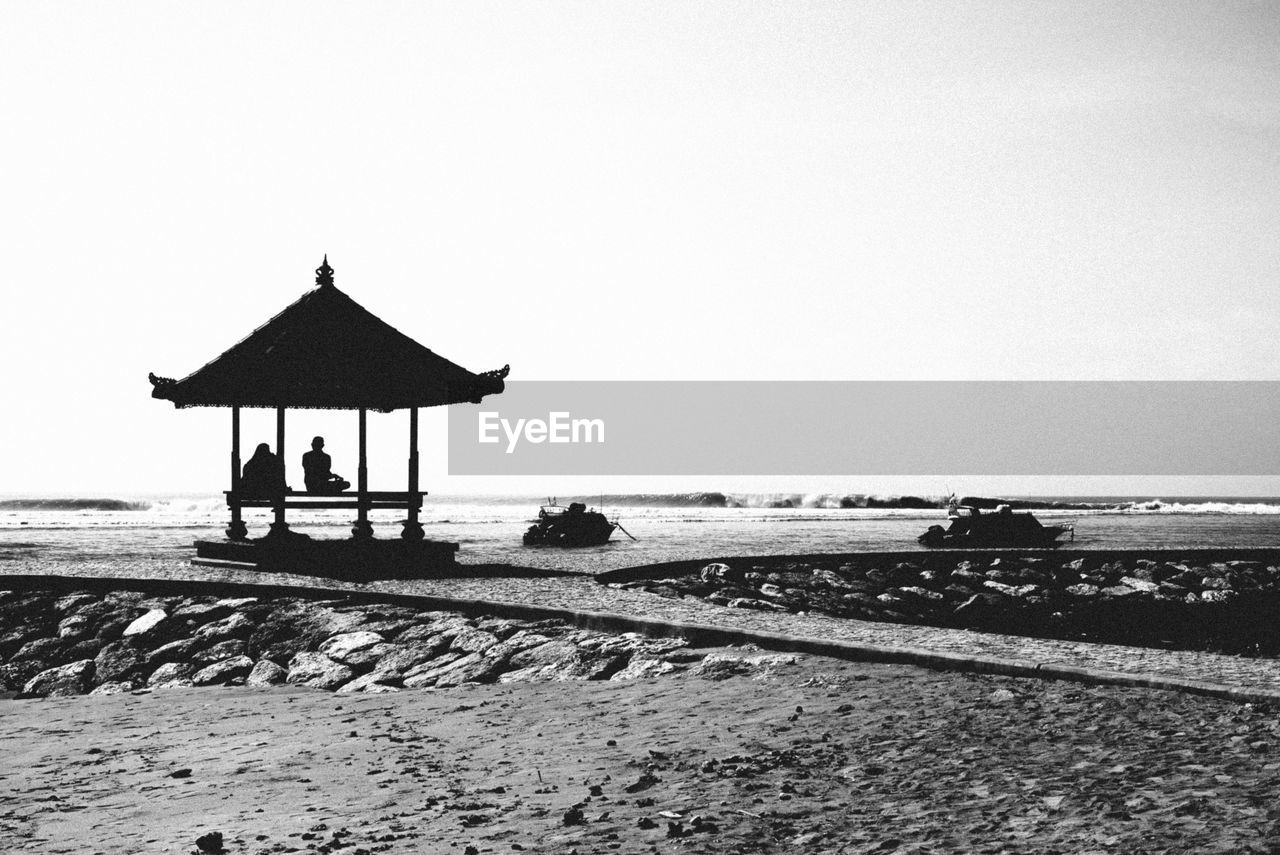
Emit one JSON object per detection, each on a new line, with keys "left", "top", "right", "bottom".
{"left": 6, "top": 557, "right": 1280, "bottom": 699}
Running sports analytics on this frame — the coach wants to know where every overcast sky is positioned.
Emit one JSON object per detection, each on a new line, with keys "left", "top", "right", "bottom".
{"left": 2, "top": 2, "right": 1278, "bottom": 496}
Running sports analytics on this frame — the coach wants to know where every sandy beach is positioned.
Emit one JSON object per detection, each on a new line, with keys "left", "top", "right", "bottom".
{"left": 4, "top": 649, "right": 1280, "bottom": 854}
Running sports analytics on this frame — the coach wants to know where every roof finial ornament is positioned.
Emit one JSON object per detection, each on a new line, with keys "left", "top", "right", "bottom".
{"left": 315, "top": 255, "right": 334, "bottom": 288}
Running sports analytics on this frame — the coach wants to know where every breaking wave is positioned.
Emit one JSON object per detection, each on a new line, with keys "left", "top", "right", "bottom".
{"left": 0, "top": 498, "right": 150, "bottom": 512}
{"left": 568, "top": 493, "right": 1280, "bottom": 514}
{"left": 1111, "top": 500, "right": 1280, "bottom": 515}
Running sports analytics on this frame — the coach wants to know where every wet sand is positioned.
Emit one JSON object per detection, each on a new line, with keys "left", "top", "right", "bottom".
{"left": 3, "top": 650, "right": 1279, "bottom": 854}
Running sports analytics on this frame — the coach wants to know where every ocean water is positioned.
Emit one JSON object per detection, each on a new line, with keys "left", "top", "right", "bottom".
{"left": 2, "top": 494, "right": 1280, "bottom": 573}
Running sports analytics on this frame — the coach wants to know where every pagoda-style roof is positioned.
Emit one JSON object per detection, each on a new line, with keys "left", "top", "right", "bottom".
{"left": 150, "top": 258, "right": 508, "bottom": 411}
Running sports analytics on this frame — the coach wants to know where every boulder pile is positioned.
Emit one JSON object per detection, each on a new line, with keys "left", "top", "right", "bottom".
{"left": 614, "top": 556, "right": 1280, "bottom": 655}
{"left": 0, "top": 589, "right": 693, "bottom": 699}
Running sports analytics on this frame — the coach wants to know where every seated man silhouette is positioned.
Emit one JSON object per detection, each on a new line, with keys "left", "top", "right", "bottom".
{"left": 240, "top": 443, "right": 286, "bottom": 498}
{"left": 302, "top": 436, "right": 351, "bottom": 494}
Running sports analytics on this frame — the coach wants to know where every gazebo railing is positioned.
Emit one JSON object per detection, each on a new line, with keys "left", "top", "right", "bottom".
{"left": 225, "top": 490, "right": 426, "bottom": 537}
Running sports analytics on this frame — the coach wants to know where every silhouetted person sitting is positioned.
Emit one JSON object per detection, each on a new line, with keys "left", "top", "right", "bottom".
{"left": 240, "top": 443, "right": 286, "bottom": 498}
{"left": 302, "top": 436, "right": 351, "bottom": 494}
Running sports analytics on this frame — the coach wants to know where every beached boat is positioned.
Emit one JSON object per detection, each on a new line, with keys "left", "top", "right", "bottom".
{"left": 523, "top": 501, "right": 622, "bottom": 547}
{"left": 918, "top": 500, "right": 1074, "bottom": 549}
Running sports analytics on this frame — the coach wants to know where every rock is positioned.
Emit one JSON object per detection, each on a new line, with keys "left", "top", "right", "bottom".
{"left": 0, "top": 626, "right": 45, "bottom": 659}
{"left": 397, "top": 649, "right": 464, "bottom": 681}
{"left": 148, "top": 661, "right": 196, "bottom": 689}
{"left": 69, "top": 599, "right": 125, "bottom": 627}
{"left": 1120, "top": 576, "right": 1160, "bottom": 594}
{"left": 843, "top": 577, "right": 887, "bottom": 594}
{"left": 358, "top": 681, "right": 401, "bottom": 694}
{"left": 1015, "top": 567, "right": 1053, "bottom": 585}
{"left": 250, "top": 602, "right": 367, "bottom": 662}
{"left": 758, "top": 583, "right": 786, "bottom": 598}
{"left": 336, "top": 642, "right": 394, "bottom": 669}
{"left": 94, "top": 639, "right": 147, "bottom": 684}
{"left": 122, "top": 609, "right": 167, "bottom": 637}
{"left": 146, "top": 637, "right": 202, "bottom": 666}
{"left": 450, "top": 628, "right": 500, "bottom": 655}
{"left": 1167, "top": 569, "right": 1203, "bottom": 589}
{"left": 895, "top": 586, "right": 945, "bottom": 602}
{"left": 498, "top": 641, "right": 627, "bottom": 682}
{"left": 319, "top": 631, "right": 387, "bottom": 663}
{"left": 1101, "top": 585, "right": 1141, "bottom": 598}
{"left": 172, "top": 600, "right": 236, "bottom": 622}
{"left": 726, "top": 598, "right": 788, "bottom": 612}
{"left": 610, "top": 657, "right": 677, "bottom": 680}
{"left": 90, "top": 681, "right": 136, "bottom": 695}
{"left": 245, "top": 659, "right": 288, "bottom": 687}
{"left": 987, "top": 568, "right": 1023, "bottom": 586}
{"left": 286, "top": 652, "right": 355, "bottom": 690}
{"left": 950, "top": 568, "right": 988, "bottom": 588}
{"left": 689, "top": 652, "right": 798, "bottom": 680}
{"left": 953, "top": 594, "right": 1002, "bottom": 620}
{"left": 54, "top": 593, "right": 98, "bottom": 613}
{"left": 0, "top": 662, "right": 42, "bottom": 693}
{"left": 94, "top": 616, "right": 134, "bottom": 642}
{"left": 192, "top": 656, "right": 255, "bottom": 686}
{"left": 1200, "top": 589, "right": 1237, "bottom": 604}
{"left": 336, "top": 672, "right": 402, "bottom": 694}
{"left": 195, "top": 831, "right": 224, "bottom": 853}
{"left": 812, "top": 569, "right": 851, "bottom": 589}
{"left": 193, "top": 612, "right": 257, "bottom": 642}
{"left": 888, "top": 563, "right": 921, "bottom": 585}
{"left": 63, "top": 639, "right": 101, "bottom": 662}
{"left": 474, "top": 617, "right": 526, "bottom": 640}
{"left": 1202, "top": 576, "right": 1233, "bottom": 590}
{"left": 23, "top": 659, "right": 95, "bottom": 697}
{"left": 699, "top": 563, "right": 739, "bottom": 584}
{"left": 355, "top": 619, "right": 416, "bottom": 639}
{"left": 369, "top": 643, "right": 452, "bottom": 678}
{"left": 192, "top": 639, "right": 248, "bottom": 665}
{"left": 409, "top": 615, "right": 474, "bottom": 641}
{"left": 583, "top": 633, "right": 687, "bottom": 657}
{"left": 480, "top": 631, "right": 555, "bottom": 664}
{"left": 403, "top": 652, "right": 505, "bottom": 688}
{"left": 1128, "top": 565, "right": 1157, "bottom": 582}
{"left": 1065, "top": 583, "right": 1100, "bottom": 598}
{"left": 57, "top": 613, "right": 94, "bottom": 639}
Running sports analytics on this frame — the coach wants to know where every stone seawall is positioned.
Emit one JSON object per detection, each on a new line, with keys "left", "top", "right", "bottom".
{"left": 601, "top": 551, "right": 1280, "bottom": 656}
{"left": 0, "top": 586, "right": 705, "bottom": 699}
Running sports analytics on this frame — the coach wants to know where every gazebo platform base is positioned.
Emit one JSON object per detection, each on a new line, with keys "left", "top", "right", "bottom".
{"left": 193, "top": 537, "right": 459, "bottom": 582}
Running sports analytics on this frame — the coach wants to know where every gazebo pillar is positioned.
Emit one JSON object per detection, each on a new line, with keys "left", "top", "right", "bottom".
{"left": 402, "top": 407, "right": 424, "bottom": 541}
{"left": 226, "top": 406, "right": 247, "bottom": 541}
{"left": 352, "top": 407, "right": 374, "bottom": 540}
{"left": 269, "top": 406, "right": 290, "bottom": 536}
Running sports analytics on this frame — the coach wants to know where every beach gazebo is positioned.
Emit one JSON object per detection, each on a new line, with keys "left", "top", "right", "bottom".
{"left": 148, "top": 257, "right": 508, "bottom": 575}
